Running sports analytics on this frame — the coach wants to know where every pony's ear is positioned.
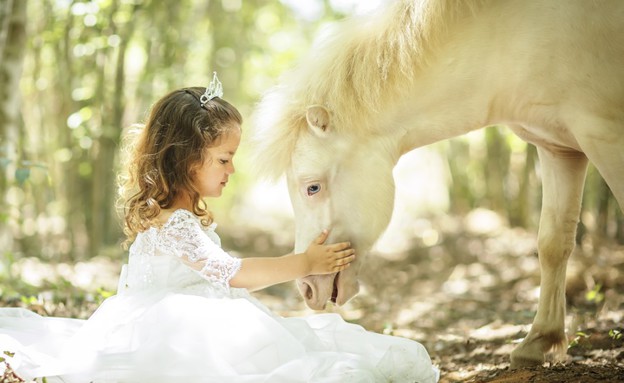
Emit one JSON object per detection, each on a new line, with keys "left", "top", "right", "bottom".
{"left": 306, "top": 105, "right": 331, "bottom": 137}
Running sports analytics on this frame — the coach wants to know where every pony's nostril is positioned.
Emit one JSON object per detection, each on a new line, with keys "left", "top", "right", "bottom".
{"left": 303, "top": 282, "right": 314, "bottom": 300}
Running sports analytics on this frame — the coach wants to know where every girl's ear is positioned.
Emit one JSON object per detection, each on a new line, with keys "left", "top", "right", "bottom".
{"left": 306, "top": 105, "right": 331, "bottom": 137}
{"left": 188, "top": 159, "right": 201, "bottom": 176}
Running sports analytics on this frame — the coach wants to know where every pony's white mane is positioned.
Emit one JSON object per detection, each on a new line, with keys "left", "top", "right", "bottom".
{"left": 251, "top": 0, "right": 483, "bottom": 180}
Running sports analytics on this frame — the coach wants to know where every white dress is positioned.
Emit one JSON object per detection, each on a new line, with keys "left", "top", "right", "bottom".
{"left": 0, "top": 209, "right": 439, "bottom": 383}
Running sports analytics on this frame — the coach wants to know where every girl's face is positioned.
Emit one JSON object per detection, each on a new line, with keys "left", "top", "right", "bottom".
{"left": 193, "top": 126, "right": 241, "bottom": 198}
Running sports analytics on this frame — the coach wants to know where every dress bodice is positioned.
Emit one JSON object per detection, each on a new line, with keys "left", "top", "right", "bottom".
{"left": 119, "top": 209, "right": 243, "bottom": 298}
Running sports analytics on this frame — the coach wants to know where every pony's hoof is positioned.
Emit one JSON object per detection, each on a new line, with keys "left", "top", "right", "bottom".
{"left": 510, "top": 348, "right": 544, "bottom": 369}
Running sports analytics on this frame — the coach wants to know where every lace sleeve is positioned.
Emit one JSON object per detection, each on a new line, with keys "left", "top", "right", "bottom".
{"left": 158, "top": 211, "right": 241, "bottom": 288}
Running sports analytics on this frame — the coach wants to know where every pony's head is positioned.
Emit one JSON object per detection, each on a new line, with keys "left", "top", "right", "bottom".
{"left": 252, "top": 94, "right": 397, "bottom": 309}
{"left": 287, "top": 105, "right": 397, "bottom": 309}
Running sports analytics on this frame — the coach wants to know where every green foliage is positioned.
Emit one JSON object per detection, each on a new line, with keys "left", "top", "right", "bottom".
{"left": 382, "top": 322, "right": 395, "bottom": 335}
{"left": 19, "top": 295, "right": 38, "bottom": 305}
{"left": 96, "top": 286, "right": 114, "bottom": 304}
{"left": 0, "top": 351, "right": 15, "bottom": 367}
{"left": 585, "top": 284, "right": 604, "bottom": 304}
{"left": 0, "top": 277, "right": 41, "bottom": 303}
{"left": 568, "top": 331, "right": 590, "bottom": 349}
{"left": 609, "top": 329, "right": 622, "bottom": 341}
{"left": 1, "top": 160, "right": 49, "bottom": 186}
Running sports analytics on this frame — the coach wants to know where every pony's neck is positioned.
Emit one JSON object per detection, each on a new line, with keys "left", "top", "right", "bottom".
{"left": 358, "top": 1, "right": 494, "bottom": 155}
{"left": 392, "top": 62, "right": 494, "bottom": 155}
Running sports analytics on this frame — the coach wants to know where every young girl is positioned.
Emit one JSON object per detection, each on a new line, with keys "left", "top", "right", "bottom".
{"left": 0, "top": 74, "right": 438, "bottom": 383}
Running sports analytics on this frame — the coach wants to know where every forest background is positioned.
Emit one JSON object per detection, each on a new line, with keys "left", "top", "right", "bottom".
{"left": 1, "top": 1, "right": 623, "bottom": 381}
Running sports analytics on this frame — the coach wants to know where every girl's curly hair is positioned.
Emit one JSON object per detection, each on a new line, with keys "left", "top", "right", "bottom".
{"left": 117, "top": 87, "right": 242, "bottom": 248}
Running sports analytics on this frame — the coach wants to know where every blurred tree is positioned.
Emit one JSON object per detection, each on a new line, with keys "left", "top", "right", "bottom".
{"left": 484, "top": 126, "right": 510, "bottom": 212}
{"left": 446, "top": 138, "right": 477, "bottom": 214}
{"left": 444, "top": 125, "right": 620, "bottom": 245}
{"left": 89, "top": 0, "right": 141, "bottom": 257}
{"left": 1, "top": 0, "right": 621, "bottom": 271}
{"left": 581, "top": 165, "right": 624, "bottom": 245}
{"left": 0, "top": 0, "right": 27, "bottom": 259}
{"left": 511, "top": 143, "right": 538, "bottom": 228}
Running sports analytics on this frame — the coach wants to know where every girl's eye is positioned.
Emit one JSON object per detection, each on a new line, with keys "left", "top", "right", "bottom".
{"left": 219, "top": 159, "right": 229, "bottom": 164}
{"left": 307, "top": 184, "right": 321, "bottom": 196}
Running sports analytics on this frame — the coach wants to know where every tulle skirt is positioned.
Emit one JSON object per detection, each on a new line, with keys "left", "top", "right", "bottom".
{"left": 0, "top": 291, "right": 438, "bottom": 383}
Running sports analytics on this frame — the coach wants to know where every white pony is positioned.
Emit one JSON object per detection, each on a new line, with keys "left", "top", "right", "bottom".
{"left": 252, "top": 0, "right": 624, "bottom": 368}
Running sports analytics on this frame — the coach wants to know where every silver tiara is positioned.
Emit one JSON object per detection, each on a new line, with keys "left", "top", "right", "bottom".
{"left": 200, "top": 72, "right": 224, "bottom": 107}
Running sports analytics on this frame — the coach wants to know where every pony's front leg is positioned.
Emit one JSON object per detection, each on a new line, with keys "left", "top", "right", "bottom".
{"left": 510, "top": 147, "right": 588, "bottom": 369}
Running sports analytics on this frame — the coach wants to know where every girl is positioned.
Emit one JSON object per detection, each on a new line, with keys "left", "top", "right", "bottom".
{"left": 0, "top": 74, "right": 438, "bottom": 383}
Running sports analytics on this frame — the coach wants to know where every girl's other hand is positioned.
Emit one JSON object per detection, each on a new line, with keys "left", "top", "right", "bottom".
{"left": 303, "top": 230, "right": 355, "bottom": 275}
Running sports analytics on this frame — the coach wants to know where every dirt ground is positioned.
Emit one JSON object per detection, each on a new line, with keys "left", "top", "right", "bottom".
{"left": 2, "top": 210, "right": 623, "bottom": 382}
{"left": 245, "top": 211, "right": 624, "bottom": 382}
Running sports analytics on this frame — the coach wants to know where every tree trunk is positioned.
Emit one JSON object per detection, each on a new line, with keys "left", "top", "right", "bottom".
{"left": 0, "top": 0, "right": 27, "bottom": 257}
{"left": 446, "top": 139, "right": 475, "bottom": 214}
{"left": 0, "top": 0, "right": 26, "bottom": 191}
{"left": 511, "top": 143, "right": 537, "bottom": 228}
{"left": 484, "top": 126, "right": 510, "bottom": 213}
{"left": 47, "top": 0, "right": 85, "bottom": 260}
{"left": 616, "top": 208, "right": 624, "bottom": 245}
{"left": 90, "top": 1, "right": 139, "bottom": 256}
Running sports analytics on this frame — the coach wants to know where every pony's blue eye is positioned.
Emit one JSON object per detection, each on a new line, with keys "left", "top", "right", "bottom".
{"left": 307, "top": 184, "right": 321, "bottom": 196}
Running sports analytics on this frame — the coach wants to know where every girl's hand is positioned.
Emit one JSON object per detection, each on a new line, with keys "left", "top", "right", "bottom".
{"left": 303, "top": 230, "right": 356, "bottom": 275}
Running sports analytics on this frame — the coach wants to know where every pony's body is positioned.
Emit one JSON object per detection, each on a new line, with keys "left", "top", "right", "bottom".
{"left": 252, "top": 0, "right": 624, "bottom": 368}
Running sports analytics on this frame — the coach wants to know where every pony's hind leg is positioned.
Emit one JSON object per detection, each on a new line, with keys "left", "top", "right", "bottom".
{"left": 510, "top": 147, "right": 588, "bottom": 369}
